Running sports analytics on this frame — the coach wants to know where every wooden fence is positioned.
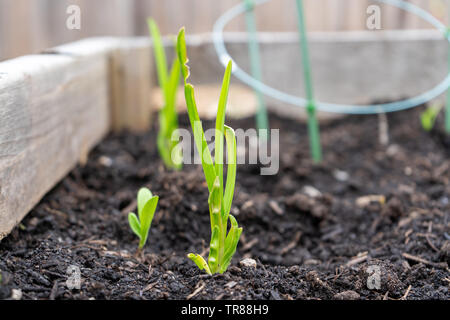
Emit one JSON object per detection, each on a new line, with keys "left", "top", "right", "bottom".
{"left": 0, "top": 0, "right": 448, "bottom": 61}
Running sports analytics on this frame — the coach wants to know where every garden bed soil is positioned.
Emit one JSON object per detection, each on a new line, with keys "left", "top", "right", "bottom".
{"left": 0, "top": 106, "right": 449, "bottom": 300}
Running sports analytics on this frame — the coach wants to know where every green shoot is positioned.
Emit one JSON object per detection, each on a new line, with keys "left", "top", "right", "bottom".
{"left": 128, "top": 188, "right": 159, "bottom": 251}
{"left": 421, "top": 101, "right": 444, "bottom": 132}
{"left": 148, "top": 18, "right": 182, "bottom": 170}
{"left": 177, "top": 28, "right": 242, "bottom": 275}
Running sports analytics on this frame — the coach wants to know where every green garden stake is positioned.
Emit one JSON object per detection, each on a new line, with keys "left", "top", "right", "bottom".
{"left": 244, "top": 0, "right": 269, "bottom": 140}
{"left": 295, "top": 0, "right": 322, "bottom": 163}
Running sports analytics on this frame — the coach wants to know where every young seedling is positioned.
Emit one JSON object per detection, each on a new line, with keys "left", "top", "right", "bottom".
{"left": 148, "top": 18, "right": 182, "bottom": 170}
{"left": 177, "top": 28, "right": 242, "bottom": 275}
{"left": 421, "top": 101, "right": 444, "bottom": 132}
{"left": 128, "top": 188, "right": 159, "bottom": 252}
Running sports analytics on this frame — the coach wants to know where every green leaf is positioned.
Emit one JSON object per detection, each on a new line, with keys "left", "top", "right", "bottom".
{"left": 177, "top": 29, "right": 216, "bottom": 191}
{"left": 220, "top": 215, "right": 242, "bottom": 273}
{"left": 157, "top": 112, "right": 175, "bottom": 169}
{"left": 177, "top": 28, "right": 190, "bottom": 81}
{"left": 215, "top": 61, "right": 233, "bottom": 193}
{"left": 165, "top": 56, "right": 182, "bottom": 170}
{"left": 188, "top": 253, "right": 212, "bottom": 275}
{"left": 139, "top": 196, "right": 159, "bottom": 248}
{"left": 208, "top": 177, "right": 221, "bottom": 274}
{"left": 187, "top": 85, "right": 216, "bottom": 191}
{"left": 224, "top": 215, "right": 239, "bottom": 249}
{"left": 170, "top": 134, "right": 184, "bottom": 170}
{"left": 208, "top": 176, "right": 222, "bottom": 233}
{"left": 208, "top": 226, "right": 220, "bottom": 274}
{"left": 156, "top": 60, "right": 182, "bottom": 170}
{"left": 137, "top": 188, "right": 153, "bottom": 219}
{"left": 163, "top": 55, "right": 180, "bottom": 135}
{"left": 149, "top": 19, "right": 181, "bottom": 171}
{"left": 223, "top": 125, "right": 237, "bottom": 218}
{"left": 148, "top": 18, "right": 168, "bottom": 90}
{"left": 177, "top": 27, "right": 242, "bottom": 275}
{"left": 166, "top": 56, "right": 181, "bottom": 118}
{"left": 421, "top": 102, "right": 443, "bottom": 132}
{"left": 128, "top": 212, "right": 141, "bottom": 239}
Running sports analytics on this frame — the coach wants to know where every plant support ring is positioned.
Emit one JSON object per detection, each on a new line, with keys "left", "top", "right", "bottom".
{"left": 213, "top": 0, "right": 450, "bottom": 114}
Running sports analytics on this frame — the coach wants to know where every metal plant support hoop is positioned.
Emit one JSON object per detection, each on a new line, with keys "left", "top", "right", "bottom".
{"left": 213, "top": 0, "right": 450, "bottom": 114}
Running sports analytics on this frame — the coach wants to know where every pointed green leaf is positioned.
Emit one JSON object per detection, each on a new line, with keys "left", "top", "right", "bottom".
{"left": 223, "top": 125, "right": 237, "bottom": 218}
{"left": 128, "top": 212, "right": 141, "bottom": 239}
{"left": 157, "top": 112, "right": 173, "bottom": 168}
{"left": 166, "top": 57, "right": 181, "bottom": 118}
{"left": 220, "top": 215, "right": 242, "bottom": 273}
{"left": 157, "top": 54, "right": 181, "bottom": 171}
{"left": 215, "top": 61, "right": 233, "bottom": 193}
{"left": 149, "top": 20, "right": 181, "bottom": 171}
{"left": 137, "top": 188, "right": 153, "bottom": 219}
{"left": 148, "top": 18, "right": 168, "bottom": 90}
{"left": 163, "top": 56, "right": 181, "bottom": 133}
{"left": 170, "top": 132, "right": 183, "bottom": 170}
{"left": 224, "top": 215, "right": 239, "bottom": 249}
{"left": 177, "top": 30, "right": 216, "bottom": 191}
{"left": 188, "top": 253, "right": 212, "bottom": 275}
{"left": 139, "top": 196, "right": 159, "bottom": 249}
{"left": 177, "top": 28, "right": 190, "bottom": 81}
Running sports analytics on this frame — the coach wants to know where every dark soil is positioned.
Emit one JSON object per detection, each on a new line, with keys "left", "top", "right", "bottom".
{"left": 0, "top": 106, "right": 449, "bottom": 300}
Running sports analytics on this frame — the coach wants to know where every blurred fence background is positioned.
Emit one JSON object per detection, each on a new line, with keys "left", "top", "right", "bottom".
{"left": 0, "top": 0, "right": 448, "bottom": 61}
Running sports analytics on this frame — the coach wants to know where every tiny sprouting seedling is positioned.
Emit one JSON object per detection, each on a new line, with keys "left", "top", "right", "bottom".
{"left": 177, "top": 28, "right": 242, "bottom": 275}
{"left": 128, "top": 188, "right": 159, "bottom": 251}
{"left": 148, "top": 18, "right": 182, "bottom": 170}
{"left": 420, "top": 101, "right": 444, "bottom": 132}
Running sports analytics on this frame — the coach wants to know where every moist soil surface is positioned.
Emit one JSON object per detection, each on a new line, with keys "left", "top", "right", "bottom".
{"left": 0, "top": 107, "right": 449, "bottom": 300}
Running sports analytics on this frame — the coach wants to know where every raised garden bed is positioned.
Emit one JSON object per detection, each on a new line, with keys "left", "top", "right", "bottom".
{"left": 0, "top": 107, "right": 449, "bottom": 300}
{"left": 0, "top": 32, "right": 449, "bottom": 300}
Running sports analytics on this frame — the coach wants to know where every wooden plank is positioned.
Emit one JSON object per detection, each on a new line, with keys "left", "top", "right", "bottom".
{"left": 109, "top": 39, "right": 154, "bottom": 132}
{"left": 0, "top": 37, "right": 155, "bottom": 239}
{"left": 46, "top": 0, "right": 135, "bottom": 41}
{"left": 0, "top": 52, "right": 110, "bottom": 239}
{"left": 345, "top": 0, "right": 368, "bottom": 31}
{"left": 304, "top": 0, "right": 326, "bottom": 31}
{"left": 0, "top": 0, "right": 49, "bottom": 60}
{"left": 50, "top": 38, "right": 154, "bottom": 132}
{"left": 2, "top": 0, "right": 445, "bottom": 62}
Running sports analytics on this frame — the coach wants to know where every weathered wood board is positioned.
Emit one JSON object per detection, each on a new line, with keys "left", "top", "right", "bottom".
{"left": 0, "top": 53, "right": 110, "bottom": 239}
{"left": 0, "top": 37, "right": 154, "bottom": 239}
{"left": 0, "top": 0, "right": 440, "bottom": 61}
{"left": 51, "top": 37, "right": 154, "bottom": 132}
{"left": 109, "top": 40, "right": 154, "bottom": 132}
